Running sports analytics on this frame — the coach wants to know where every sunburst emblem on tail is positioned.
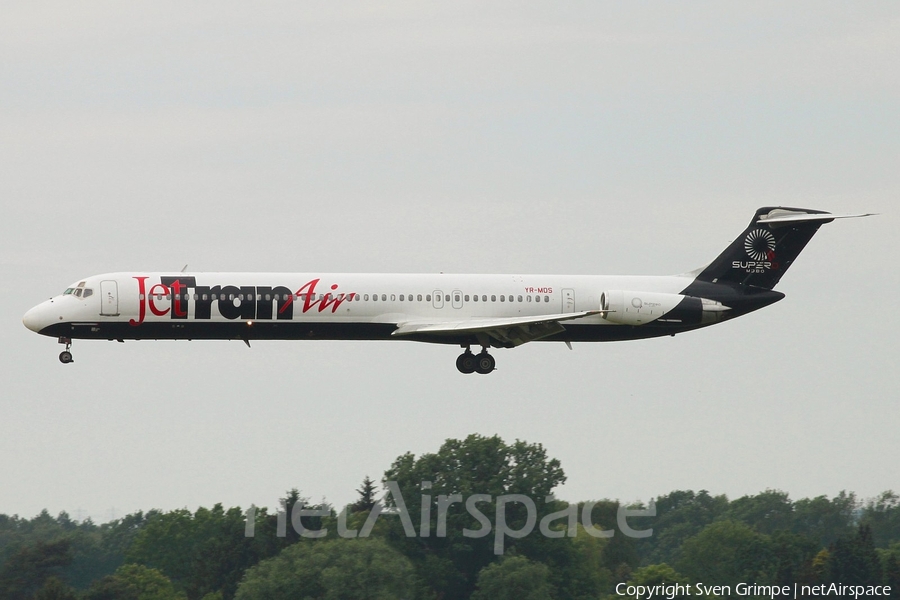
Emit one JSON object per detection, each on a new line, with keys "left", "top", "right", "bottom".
{"left": 744, "top": 229, "right": 777, "bottom": 261}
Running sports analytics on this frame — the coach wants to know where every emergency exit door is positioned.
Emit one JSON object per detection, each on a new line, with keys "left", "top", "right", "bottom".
{"left": 562, "top": 288, "right": 575, "bottom": 313}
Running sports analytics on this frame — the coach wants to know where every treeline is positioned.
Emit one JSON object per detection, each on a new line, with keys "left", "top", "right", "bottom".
{"left": 1, "top": 434, "right": 899, "bottom": 600}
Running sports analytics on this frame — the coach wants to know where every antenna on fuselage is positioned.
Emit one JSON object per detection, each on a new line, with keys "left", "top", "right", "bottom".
{"left": 181, "top": 264, "right": 188, "bottom": 272}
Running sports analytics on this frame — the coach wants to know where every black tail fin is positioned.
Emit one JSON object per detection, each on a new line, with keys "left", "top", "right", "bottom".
{"left": 695, "top": 207, "right": 835, "bottom": 290}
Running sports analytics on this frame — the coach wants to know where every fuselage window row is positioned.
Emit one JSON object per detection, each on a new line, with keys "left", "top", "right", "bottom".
{"left": 133, "top": 292, "right": 552, "bottom": 304}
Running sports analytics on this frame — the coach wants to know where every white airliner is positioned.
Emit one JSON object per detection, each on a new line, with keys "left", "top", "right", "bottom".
{"left": 23, "top": 207, "right": 870, "bottom": 373}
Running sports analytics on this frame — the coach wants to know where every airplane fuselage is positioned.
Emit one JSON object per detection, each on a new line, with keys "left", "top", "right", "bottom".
{"left": 23, "top": 207, "right": 870, "bottom": 372}
{"left": 24, "top": 271, "right": 767, "bottom": 346}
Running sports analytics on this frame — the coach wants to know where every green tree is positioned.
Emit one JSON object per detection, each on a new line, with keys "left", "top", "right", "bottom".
{"left": 882, "top": 552, "right": 900, "bottom": 599}
{"left": 32, "top": 576, "right": 77, "bottom": 600}
{"left": 0, "top": 538, "right": 73, "bottom": 600}
{"left": 126, "top": 503, "right": 286, "bottom": 599}
{"left": 639, "top": 490, "right": 729, "bottom": 565}
{"left": 792, "top": 492, "right": 857, "bottom": 547}
{"left": 234, "top": 538, "right": 417, "bottom": 600}
{"left": 769, "top": 530, "right": 821, "bottom": 586}
{"left": 470, "top": 555, "right": 553, "bottom": 600}
{"left": 382, "top": 434, "right": 566, "bottom": 600}
{"left": 861, "top": 492, "right": 900, "bottom": 549}
{"left": 0, "top": 509, "right": 151, "bottom": 594}
{"left": 677, "top": 520, "right": 776, "bottom": 586}
{"left": 82, "top": 564, "right": 186, "bottom": 600}
{"left": 723, "top": 490, "right": 794, "bottom": 535}
{"left": 623, "top": 564, "right": 693, "bottom": 600}
{"left": 351, "top": 477, "right": 378, "bottom": 513}
{"left": 828, "top": 524, "right": 881, "bottom": 585}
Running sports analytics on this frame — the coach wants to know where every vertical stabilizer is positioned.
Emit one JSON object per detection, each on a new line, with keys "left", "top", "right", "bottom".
{"left": 695, "top": 207, "right": 841, "bottom": 290}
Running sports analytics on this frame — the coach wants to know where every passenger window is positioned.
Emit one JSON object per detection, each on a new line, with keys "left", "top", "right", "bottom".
{"left": 417, "top": 294, "right": 423, "bottom": 301}
{"left": 517, "top": 295, "right": 522, "bottom": 302}
{"left": 445, "top": 295, "right": 450, "bottom": 302}
{"left": 527, "top": 295, "right": 531, "bottom": 302}
{"left": 426, "top": 295, "right": 431, "bottom": 302}
{"left": 399, "top": 294, "right": 405, "bottom": 301}
{"left": 455, "top": 295, "right": 460, "bottom": 302}
{"left": 391, "top": 294, "right": 396, "bottom": 301}
{"left": 491, "top": 295, "right": 496, "bottom": 302}
{"left": 544, "top": 295, "right": 550, "bottom": 302}
{"left": 382, "top": 294, "right": 387, "bottom": 301}
{"left": 464, "top": 295, "right": 469, "bottom": 302}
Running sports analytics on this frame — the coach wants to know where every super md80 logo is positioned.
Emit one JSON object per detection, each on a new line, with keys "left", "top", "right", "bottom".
{"left": 733, "top": 229, "right": 779, "bottom": 274}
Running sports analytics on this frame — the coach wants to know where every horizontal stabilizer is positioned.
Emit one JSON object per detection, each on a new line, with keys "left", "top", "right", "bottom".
{"left": 757, "top": 210, "right": 876, "bottom": 225}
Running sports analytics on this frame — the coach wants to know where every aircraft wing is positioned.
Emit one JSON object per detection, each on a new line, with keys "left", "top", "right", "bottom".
{"left": 391, "top": 310, "right": 603, "bottom": 347}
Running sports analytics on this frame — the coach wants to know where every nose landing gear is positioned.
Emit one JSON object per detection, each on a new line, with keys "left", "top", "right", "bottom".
{"left": 58, "top": 337, "right": 73, "bottom": 364}
{"left": 456, "top": 346, "right": 495, "bottom": 375}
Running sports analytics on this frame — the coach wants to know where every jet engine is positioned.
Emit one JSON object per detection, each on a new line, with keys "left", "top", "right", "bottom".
{"left": 600, "top": 290, "right": 728, "bottom": 326}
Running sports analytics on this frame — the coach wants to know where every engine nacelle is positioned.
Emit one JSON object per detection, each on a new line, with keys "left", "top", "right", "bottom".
{"left": 600, "top": 290, "right": 728, "bottom": 326}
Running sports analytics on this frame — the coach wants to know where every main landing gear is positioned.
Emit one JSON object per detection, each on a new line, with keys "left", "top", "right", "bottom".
{"left": 456, "top": 347, "right": 495, "bottom": 375}
{"left": 58, "top": 337, "right": 73, "bottom": 364}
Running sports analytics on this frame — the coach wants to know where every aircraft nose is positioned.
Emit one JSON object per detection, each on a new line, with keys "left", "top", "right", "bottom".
{"left": 23, "top": 304, "right": 46, "bottom": 333}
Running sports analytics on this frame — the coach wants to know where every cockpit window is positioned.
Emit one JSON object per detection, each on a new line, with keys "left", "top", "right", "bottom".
{"left": 63, "top": 288, "right": 75, "bottom": 295}
{"left": 83, "top": 289, "right": 93, "bottom": 298}
{"left": 74, "top": 289, "right": 83, "bottom": 297}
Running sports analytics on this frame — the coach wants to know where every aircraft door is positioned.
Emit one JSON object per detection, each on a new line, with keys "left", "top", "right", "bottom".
{"left": 100, "top": 280, "right": 119, "bottom": 316}
{"left": 452, "top": 290, "right": 463, "bottom": 309}
{"left": 432, "top": 290, "right": 444, "bottom": 309}
{"left": 562, "top": 288, "right": 575, "bottom": 313}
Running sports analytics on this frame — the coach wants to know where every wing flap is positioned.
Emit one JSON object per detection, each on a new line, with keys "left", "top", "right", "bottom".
{"left": 392, "top": 310, "right": 602, "bottom": 347}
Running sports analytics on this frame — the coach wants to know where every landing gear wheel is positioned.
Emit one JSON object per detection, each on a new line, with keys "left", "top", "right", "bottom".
{"left": 59, "top": 351, "right": 73, "bottom": 364}
{"left": 456, "top": 351, "right": 476, "bottom": 374}
{"left": 474, "top": 352, "right": 495, "bottom": 374}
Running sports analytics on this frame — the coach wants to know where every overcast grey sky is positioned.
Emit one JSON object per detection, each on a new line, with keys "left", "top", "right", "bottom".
{"left": 1, "top": 2, "right": 897, "bottom": 522}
